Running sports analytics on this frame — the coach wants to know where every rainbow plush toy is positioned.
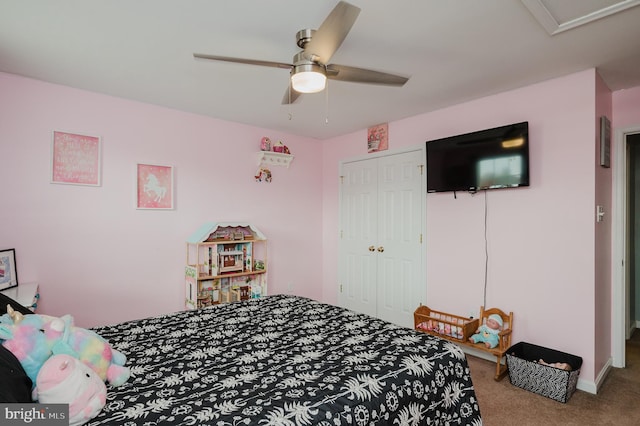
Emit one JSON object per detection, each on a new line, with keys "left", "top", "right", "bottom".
{"left": 0, "top": 305, "right": 130, "bottom": 388}
{"left": 0, "top": 309, "right": 53, "bottom": 384}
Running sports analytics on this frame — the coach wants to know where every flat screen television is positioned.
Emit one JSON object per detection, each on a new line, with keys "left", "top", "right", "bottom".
{"left": 426, "top": 121, "right": 529, "bottom": 193}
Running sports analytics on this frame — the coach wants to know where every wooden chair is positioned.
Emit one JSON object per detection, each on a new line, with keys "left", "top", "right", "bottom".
{"left": 469, "top": 307, "right": 514, "bottom": 380}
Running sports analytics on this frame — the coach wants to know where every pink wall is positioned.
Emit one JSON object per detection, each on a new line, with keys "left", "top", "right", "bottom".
{"left": 2, "top": 67, "right": 631, "bottom": 391}
{"left": 613, "top": 86, "right": 640, "bottom": 128}
{"left": 0, "top": 72, "right": 323, "bottom": 328}
{"left": 594, "top": 72, "right": 613, "bottom": 380}
{"left": 322, "top": 69, "right": 600, "bottom": 384}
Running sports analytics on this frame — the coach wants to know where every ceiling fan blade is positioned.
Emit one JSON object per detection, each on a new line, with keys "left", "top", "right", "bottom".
{"left": 193, "top": 53, "right": 293, "bottom": 70}
{"left": 281, "top": 82, "right": 303, "bottom": 105}
{"left": 326, "top": 64, "right": 409, "bottom": 86}
{"left": 304, "top": 1, "right": 360, "bottom": 64}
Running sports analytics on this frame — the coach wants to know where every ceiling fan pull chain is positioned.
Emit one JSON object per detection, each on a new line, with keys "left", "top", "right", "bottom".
{"left": 325, "top": 80, "right": 329, "bottom": 124}
{"left": 288, "top": 84, "right": 293, "bottom": 120}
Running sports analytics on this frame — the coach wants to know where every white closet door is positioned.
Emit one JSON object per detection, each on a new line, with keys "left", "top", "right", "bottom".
{"left": 375, "top": 151, "right": 424, "bottom": 326}
{"left": 340, "top": 157, "right": 379, "bottom": 318}
{"left": 339, "top": 149, "right": 425, "bottom": 327}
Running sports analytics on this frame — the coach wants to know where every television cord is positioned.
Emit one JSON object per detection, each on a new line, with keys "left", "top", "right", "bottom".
{"left": 483, "top": 189, "right": 488, "bottom": 308}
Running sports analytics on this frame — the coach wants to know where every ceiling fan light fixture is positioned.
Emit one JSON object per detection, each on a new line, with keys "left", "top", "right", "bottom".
{"left": 291, "top": 63, "right": 327, "bottom": 93}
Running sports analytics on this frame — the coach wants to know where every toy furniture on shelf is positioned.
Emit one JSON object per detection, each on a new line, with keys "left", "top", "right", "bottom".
{"left": 414, "top": 305, "right": 514, "bottom": 381}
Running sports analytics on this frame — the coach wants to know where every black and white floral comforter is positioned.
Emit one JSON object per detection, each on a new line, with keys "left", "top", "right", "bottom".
{"left": 88, "top": 295, "right": 482, "bottom": 425}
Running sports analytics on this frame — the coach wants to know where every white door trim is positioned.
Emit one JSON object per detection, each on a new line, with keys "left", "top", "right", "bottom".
{"left": 612, "top": 124, "right": 640, "bottom": 368}
{"left": 340, "top": 144, "right": 427, "bottom": 164}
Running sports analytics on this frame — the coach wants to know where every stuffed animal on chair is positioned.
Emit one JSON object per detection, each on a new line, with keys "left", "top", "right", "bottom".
{"left": 468, "top": 313, "right": 503, "bottom": 349}
{"left": 34, "top": 354, "right": 107, "bottom": 426}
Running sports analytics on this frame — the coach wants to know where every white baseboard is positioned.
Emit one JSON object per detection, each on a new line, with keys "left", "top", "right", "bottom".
{"left": 576, "top": 378, "right": 597, "bottom": 394}
{"left": 585, "top": 357, "right": 612, "bottom": 395}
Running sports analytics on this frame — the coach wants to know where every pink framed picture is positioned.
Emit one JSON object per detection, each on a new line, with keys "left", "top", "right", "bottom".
{"left": 367, "top": 123, "right": 388, "bottom": 153}
{"left": 136, "top": 163, "right": 174, "bottom": 210}
{"left": 51, "top": 131, "right": 101, "bottom": 186}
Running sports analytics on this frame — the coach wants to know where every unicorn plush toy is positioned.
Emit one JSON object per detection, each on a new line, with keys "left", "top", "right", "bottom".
{"left": 34, "top": 354, "right": 107, "bottom": 426}
{"left": 0, "top": 305, "right": 130, "bottom": 387}
{"left": 0, "top": 308, "right": 53, "bottom": 384}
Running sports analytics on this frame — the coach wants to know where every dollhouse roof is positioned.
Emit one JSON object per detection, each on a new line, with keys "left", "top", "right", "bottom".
{"left": 186, "top": 222, "right": 266, "bottom": 243}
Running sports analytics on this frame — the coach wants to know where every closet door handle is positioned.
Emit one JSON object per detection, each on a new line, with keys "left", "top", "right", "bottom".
{"left": 377, "top": 246, "right": 384, "bottom": 252}
{"left": 368, "top": 246, "right": 376, "bottom": 252}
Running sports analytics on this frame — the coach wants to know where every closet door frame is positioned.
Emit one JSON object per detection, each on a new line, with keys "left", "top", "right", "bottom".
{"left": 337, "top": 144, "right": 427, "bottom": 327}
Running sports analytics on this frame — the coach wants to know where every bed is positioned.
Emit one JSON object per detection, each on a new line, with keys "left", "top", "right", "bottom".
{"left": 1, "top": 292, "right": 482, "bottom": 424}
{"left": 82, "top": 294, "right": 482, "bottom": 425}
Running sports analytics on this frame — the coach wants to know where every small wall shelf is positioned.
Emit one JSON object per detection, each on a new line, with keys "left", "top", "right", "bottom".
{"left": 257, "top": 151, "right": 294, "bottom": 168}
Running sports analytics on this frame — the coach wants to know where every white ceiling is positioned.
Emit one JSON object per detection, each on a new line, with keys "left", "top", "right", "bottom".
{"left": 1, "top": 0, "right": 639, "bottom": 140}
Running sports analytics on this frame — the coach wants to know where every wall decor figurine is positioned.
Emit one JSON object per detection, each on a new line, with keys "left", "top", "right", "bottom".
{"left": 260, "top": 137, "right": 271, "bottom": 151}
{"left": 254, "top": 167, "right": 272, "bottom": 183}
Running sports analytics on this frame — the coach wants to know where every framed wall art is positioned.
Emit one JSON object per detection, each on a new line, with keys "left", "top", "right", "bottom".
{"left": 600, "top": 116, "right": 611, "bottom": 168}
{"left": 136, "top": 163, "right": 174, "bottom": 210}
{"left": 367, "top": 123, "right": 388, "bottom": 153}
{"left": 0, "top": 248, "right": 18, "bottom": 291}
{"left": 51, "top": 131, "right": 102, "bottom": 185}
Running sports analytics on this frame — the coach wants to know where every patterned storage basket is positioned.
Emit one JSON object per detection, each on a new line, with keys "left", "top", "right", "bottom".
{"left": 506, "top": 341, "right": 582, "bottom": 403}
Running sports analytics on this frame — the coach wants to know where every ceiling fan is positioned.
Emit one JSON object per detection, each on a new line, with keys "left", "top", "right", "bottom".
{"left": 193, "top": 1, "right": 409, "bottom": 105}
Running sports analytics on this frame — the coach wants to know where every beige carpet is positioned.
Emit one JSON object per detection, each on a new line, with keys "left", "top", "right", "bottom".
{"left": 467, "top": 330, "right": 640, "bottom": 425}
